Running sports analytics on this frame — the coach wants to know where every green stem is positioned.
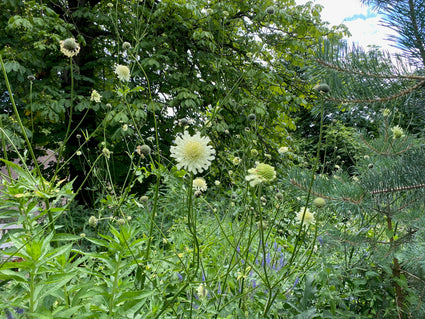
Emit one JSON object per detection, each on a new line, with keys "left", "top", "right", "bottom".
{"left": 55, "top": 57, "right": 74, "bottom": 171}
{"left": 29, "top": 272, "right": 35, "bottom": 313}
{"left": 187, "top": 173, "right": 200, "bottom": 278}
{"left": 139, "top": 168, "right": 161, "bottom": 289}
{"left": 108, "top": 256, "right": 121, "bottom": 319}
{"left": 288, "top": 101, "right": 325, "bottom": 267}
{"left": 0, "top": 54, "right": 43, "bottom": 180}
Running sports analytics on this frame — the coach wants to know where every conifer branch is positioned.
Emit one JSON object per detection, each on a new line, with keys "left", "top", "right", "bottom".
{"left": 359, "top": 134, "right": 412, "bottom": 156}
{"left": 325, "top": 80, "right": 425, "bottom": 104}
{"left": 408, "top": 0, "right": 425, "bottom": 66}
{"left": 370, "top": 183, "right": 425, "bottom": 195}
{"left": 289, "top": 179, "right": 364, "bottom": 204}
{"left": 316, "top": 59, "right": 425, "bottom": 80}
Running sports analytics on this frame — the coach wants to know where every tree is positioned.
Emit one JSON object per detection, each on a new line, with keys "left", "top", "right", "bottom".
{"left": 287, "top": 1, "right": 425, "bottom": 316}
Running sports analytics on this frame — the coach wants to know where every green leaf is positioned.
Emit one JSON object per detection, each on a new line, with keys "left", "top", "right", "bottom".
{"left": 0, "top": 269, "right": 28, "bottom": 283}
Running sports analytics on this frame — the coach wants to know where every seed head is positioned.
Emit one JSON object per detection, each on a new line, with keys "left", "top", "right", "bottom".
{"left": 313, "top": 197, "right": 326, "bottom": 208}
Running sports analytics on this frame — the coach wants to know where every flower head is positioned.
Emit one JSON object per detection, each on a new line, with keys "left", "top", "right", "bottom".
{"left": 170, "top": 131, "right": 215, "bottom": 174}
{"left": 90, "top": 89, "right": 102, "bottom": 103}
{"left": 278, "top": 146, "right": 289, "bottom": 154}
{"left": 88, "top": 216, "right": 98, "bottom": 227}
{"left": 391, "top": 125, "right": 405, "bottom": 139}
{"left": 381, "top": 108, "right": 391, "bottom": 117}
{"left": 60, "top": 38, "right": 80, "bottom": 58}
{"left": 265, "top": 6, "right": 275, "bottom": 15}
{"left": 193, "top": 177, "right": 207, "bottom": 192}
{"left": 114, "top": 64, "right": 131, "bottom": 82}
{"left": 313, "top": 197, "right": 326, "bottom": 208}
{"left": 136, "top": 144, "right": 151, "bottom": 157}
{"left": 102, "top": 147, "right": 111, "bottom": 159}
{"left": 245, "top": 163, "right": 276, "bottom": 187}
{"left": 197, "top": 283, "right": 208, "bottom": 299}
{"left": 122, "top": 42, "right": 131, "bottom": 50}
{"left": 232, "top": 157, "right": 241, "bottom": 165}
{"left": 295, "top": 207, "right": 315, "bottom": 226}
{"left": 248, "top": 113, "right": 256, "bottom": 121}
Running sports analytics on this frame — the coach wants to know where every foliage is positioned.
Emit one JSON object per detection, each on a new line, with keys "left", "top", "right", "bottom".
{"left": 2, "top": 0, "right": 425, "bottom": 318}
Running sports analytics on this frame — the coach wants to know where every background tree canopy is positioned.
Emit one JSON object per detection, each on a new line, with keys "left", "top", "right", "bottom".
{"left": 0, "top": 0, "right": 347, "bottom": 206}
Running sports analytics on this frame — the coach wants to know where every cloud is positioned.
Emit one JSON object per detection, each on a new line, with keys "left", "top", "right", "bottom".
{"left": 296, "top": 0, "right": 401, "bottom": 53}
{"left": 344, "top": 16, "right": 401, "bottom": 53}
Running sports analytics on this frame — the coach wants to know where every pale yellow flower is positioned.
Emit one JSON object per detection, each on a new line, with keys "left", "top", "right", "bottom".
{"left": 114, "top": 64, "right": 131, "bottom": 82}
{"left": 278, "top": 146, "right": 289, "bottom": 154}
{"left": 245, "top": 163, "right": 276, "bottom": 187}
{"left": 170, "top": 131, "right": 215, "bottom": 174}
{"left": 295, "top": 207, "right": 315, "bottom": 226}
{"left": 90, "top": 89, "right": 101, "bottom": 103}
{"left": 391, "top": 125, "right": 405, "bottom": 139}
{"left": 197, "top": 283, "right": 208, "bottom": 298}
{"left": 60, "top": 38, "right": 80, "bottom": 58}
{"left": 232, "top": 157, "right": 241, "bottom": 165}
{"left": 192, "top": 177, "right": 207, "bottom": 192}
{"left": 102, "top": 147, "right": 111, "bottom": 159}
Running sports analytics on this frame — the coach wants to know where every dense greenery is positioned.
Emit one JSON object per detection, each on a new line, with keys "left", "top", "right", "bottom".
{"left": 1, "top": 0, "right": 425, "bottom": 318}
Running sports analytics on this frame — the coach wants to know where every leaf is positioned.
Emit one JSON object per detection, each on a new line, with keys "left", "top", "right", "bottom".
{"left": 0, "top": 159, "right": 36, "bottom": 186}
{"left": 53, "top": 306, "right": 84, "bottom": 318}
{"left": 85, "top": 237, "right": 111, "bottom": 248}
{"left": 53, "top": 233, "right": 82, "bottom": 241}
{"left": 116, "top": 290, "right": 155, "bottom": 304}
{"left": 0, "top": 269, "right": 28, "bottom": 283}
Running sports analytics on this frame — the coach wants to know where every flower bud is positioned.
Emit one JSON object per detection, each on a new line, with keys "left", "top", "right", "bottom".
{"left": 313, "top": 197, "right": 326, "bottom": 208}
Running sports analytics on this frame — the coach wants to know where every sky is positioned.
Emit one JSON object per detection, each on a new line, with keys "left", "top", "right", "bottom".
{"left": 296, "top": 0, "right": 401, "bottom": 54}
